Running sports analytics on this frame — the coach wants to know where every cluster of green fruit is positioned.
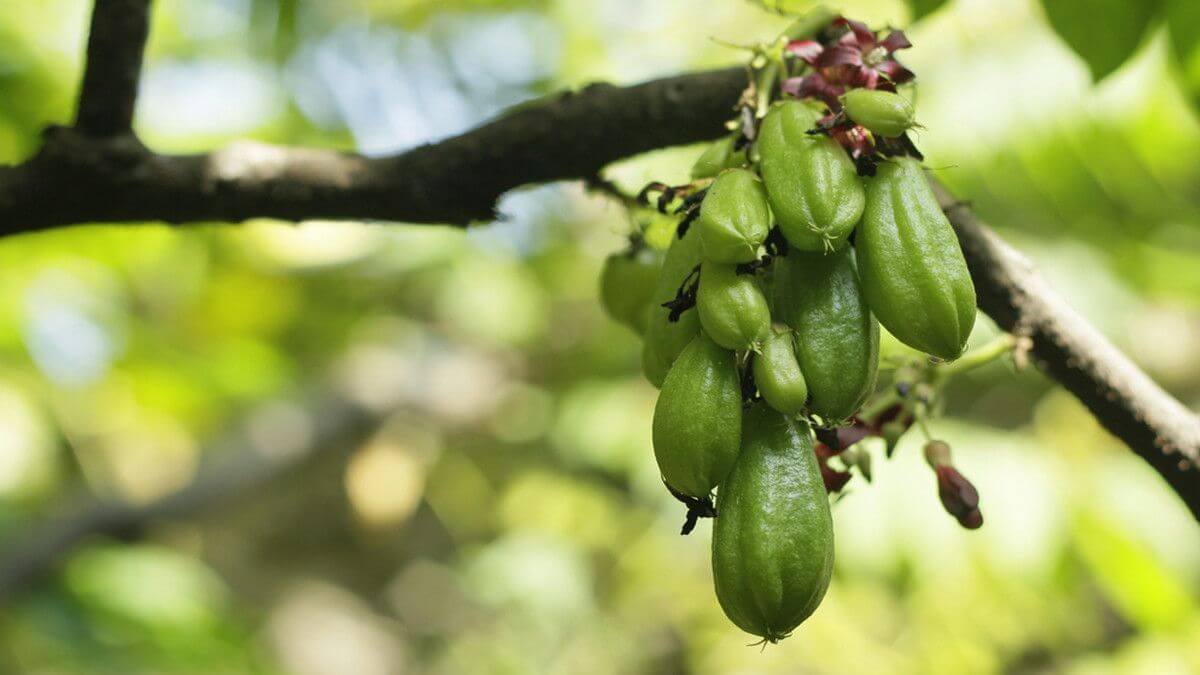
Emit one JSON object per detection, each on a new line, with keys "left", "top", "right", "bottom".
{"left": 598, "top": 18, "right": 977, "bottom": 644}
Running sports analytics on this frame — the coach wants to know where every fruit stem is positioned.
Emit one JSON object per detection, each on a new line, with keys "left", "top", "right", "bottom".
{"left": 935, "top": 333, "right": 1018, "bottom": 380}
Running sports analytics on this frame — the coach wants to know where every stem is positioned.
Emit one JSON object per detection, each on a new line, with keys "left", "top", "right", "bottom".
{"left": 779, "top": 6, "right": 838, "bottom": 42}
{"left": 936, "top": 334, "right": 1018, "bottom": 379}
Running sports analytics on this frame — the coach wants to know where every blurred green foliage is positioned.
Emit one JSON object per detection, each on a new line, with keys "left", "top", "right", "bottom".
{"left": 0, "top": 0, "right": 1199, "bottom": 673}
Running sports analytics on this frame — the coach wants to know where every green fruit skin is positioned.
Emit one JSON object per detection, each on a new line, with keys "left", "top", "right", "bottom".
{"left": 712, "top": 403, "right": 834, "bottom": 642}
{"left": 692, "top": 134, "right": 746, "bottom": 179}
{"left": 752, "top": 331, "right": 808, "bottom": 416}
{"left": 774, "top": 247, "right": 879, "bottom": 423}
{"left": 695, "top": 169, "right": 771, "bottom": 264}
{"left": 642, "top": 227, "right": 704, "bottom": 387}
{"left": 759, "top": 101, "right": 865, "bottom": 252}
{"left": 696, "top": 262, "right": 771, "bottom": 352}
{"left": 841, "top": 89, "right": 915, "bottom": 139}
{"left": 599, "top": 246, "right": 663, "bottom": 334}
{"left": 652, "top": 333, "right": 742, "bottom": 498}
{"left": 857, "top": 158, "right": 976, "bottom": 360}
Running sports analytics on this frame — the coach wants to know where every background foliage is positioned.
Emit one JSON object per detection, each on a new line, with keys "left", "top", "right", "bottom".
{"left": 0, "top": 0, "right": 1199, "bottom": 673}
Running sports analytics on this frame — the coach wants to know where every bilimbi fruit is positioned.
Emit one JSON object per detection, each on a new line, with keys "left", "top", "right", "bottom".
{"left": 595, "top": 13, "right": 981, "bottom": 646}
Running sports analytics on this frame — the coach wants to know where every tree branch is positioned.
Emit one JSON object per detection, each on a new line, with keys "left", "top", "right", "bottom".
{"left": 75, "top": 0, "right": 153, "bottom": 136}
{"left": 936, "top": 184, "right": 1200, "bottom": 517}
{"left": 1, "top": 4, "right": 1197, "bottom": 523}
{"left": 1, "top": 69, "right": 745, "bottom": 235}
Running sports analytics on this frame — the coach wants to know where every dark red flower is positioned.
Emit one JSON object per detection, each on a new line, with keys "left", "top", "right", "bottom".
{"left": 784, "top": 17, "right": 914, "bottom": 92}
{"left": 815, "top": 443, "right": 852, "bottom": 493}
{"left": 780, "top": 74, "right": 843, "bottom": 109}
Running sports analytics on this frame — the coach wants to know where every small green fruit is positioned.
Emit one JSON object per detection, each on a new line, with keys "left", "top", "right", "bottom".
{"left": 758, "top": 101, "right": 865, "bottom": 252}
{"left": 695, "top": 168, "right": 772, "bottom": 264}
{"left": 752, "top": 330, "right": 808, "bottom": 416}
{"left": 692, "top": 134, "right": 746, "bottom": 179}
{"left": 696, "top": 262, "right": 771, "bottom": 352}
{"left": 599, "top": 245, "right": 663, "bottom": 334}
{"left": 856, "top": 158, "right": 976, "bottom": 360}
{"left": 841, "top": 89, "right": 915, "bottom": 138}
{"left": 652, "top": 333, "right": 742, "bottom": 498}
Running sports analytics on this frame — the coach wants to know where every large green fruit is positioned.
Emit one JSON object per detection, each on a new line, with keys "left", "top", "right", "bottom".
{"left": 651, "top": 333, "right": 742, "bottom": 498}
{"left": 642, "top": 227, "right": 704, "bottom": 387}
{"left": 774, "top": 247, "right": 879, "bottom": 423}
{"left": 712, "top": 403, "right": 834, "bottom": 642}
{"left": 841, "top": 89, "right": 915, "bottom": 139}
{"left": 692, "top": 134, "right": 746, "bottom": 179}
{"left": 696, "top": 262, "right": 771, "bottom": 352}
{"left": 599, "top": 245, "right": 663, "bottom": 334}
{"left": 857, "top": 158, "right": 976, "bottom": 360}
{"left": 751, "top": 330, "right": 808, "bottom": 416}
{"left": 695, "top": 168, "right": 771, "bottom": 264}
{"left": 758, "top": 101, "right": 865, "bottom": 252}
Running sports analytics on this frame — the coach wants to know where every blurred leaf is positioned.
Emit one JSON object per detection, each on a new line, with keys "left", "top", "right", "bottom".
{"left": 908, "top": 0, "right": 949, "bottom": 21}
{"left": 1166, "top": 0, "right": 1200, "bottom": 107}
{"left": 1073, "top": 513, "right": 1195, "bottom": 632}
{"left": 1039, "top": 0, "right": 1159, "bottom": 81}
{"left": 747, "top": 0, "right": 814, "bottom": 17}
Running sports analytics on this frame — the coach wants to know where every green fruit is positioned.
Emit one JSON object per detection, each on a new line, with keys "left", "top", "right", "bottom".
{"left": 752, "top": 330, "right": 808, "bottom": 416}
{"left": 652, "top": 333, "right": 742, "bottom": 498}
{"left": 758, "top": 101, "right": 865, "bottom": 252}
{"left": 692, "top": 134, "right": 746, "bottom": 179}
{"left": 695, "top": 169, "right": 771, "bottom": 264}
{"left": 599, "top": 245, "right": 663, "bottom": 333}
{"left": 642, "top": 228, "right": 704, "bottom": 387}
{"left": 774, "top": 247, "right": 879, "bottom": 423}
{"left": 841, "top": 89, "right": 915, "bottom": 139}
{"left": 712, "top": 403, "right": 834, "bottom": 642}
{"left": 857, "top": 158, "right": 976, "bottom": 360}
{"left": 696, "top": 262, "right": 771, "bottom": 352}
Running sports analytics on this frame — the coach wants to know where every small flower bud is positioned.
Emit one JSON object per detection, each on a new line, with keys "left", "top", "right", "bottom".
{"left": 923, "top": 439, "right": 952, "bottom": 468}
{"left": 935, "top": 465, "right": 983, "bottom": 529}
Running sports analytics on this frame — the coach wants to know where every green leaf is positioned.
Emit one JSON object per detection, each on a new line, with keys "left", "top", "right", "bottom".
{"left": 1166, "top": 0, "right": 1200, "bottom": 104}
{"left": 1039, "top": 0, "right": 1160, "bottom": 81}
{"left": 907, "top": 0, "right": 949, "bottom": 21}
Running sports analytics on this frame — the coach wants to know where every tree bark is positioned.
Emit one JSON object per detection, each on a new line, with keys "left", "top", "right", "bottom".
{"left": 0, "top": 1, "right": 1195, "bottom": 524}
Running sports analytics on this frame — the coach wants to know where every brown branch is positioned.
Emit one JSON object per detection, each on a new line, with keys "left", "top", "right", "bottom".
{"left": 0, "top": 4, "right": 1196, "bottom": 529}
{"left": 75, "top": 0, "right": 153, "bottom": 136}
{"left": 936, "top": 184, "right": 1200, "bottom": 517}
{"left": 0, "top": 69, "right": 745, "bottom": 235}
{"left": 0, "top": 391, "right": 380, "bottom": 601}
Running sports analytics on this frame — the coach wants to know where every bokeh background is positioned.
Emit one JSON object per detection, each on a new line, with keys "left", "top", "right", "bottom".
{"left": 1, "top": 0, "right": 1199, "bottom": 673}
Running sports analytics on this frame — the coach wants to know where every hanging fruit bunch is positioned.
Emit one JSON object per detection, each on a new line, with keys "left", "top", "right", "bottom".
{"left": 597, "top": 11, "right": 1016, "bottom": 644}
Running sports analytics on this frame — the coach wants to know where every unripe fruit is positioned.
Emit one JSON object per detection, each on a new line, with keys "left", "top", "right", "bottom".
{"left": 652, "top": 333, "right": 742, "bottom": 498}
{"left": 692, "top": 134, "right": 746, "bottom": 179}
{"left": 857, "top": 158, "right": 976, "bottom": 360}
{"left": 642, "top": 228, "right": 704, "bottom": 387}
{"left": 841, "top": 89, "right": 915, "bottom": 138}
{"left": 712, "top": 404, "right": 834, "bottom": 642}
{"left": 773, "top": 247, "right": 879, "bottom": 423}
{"left": 758, "top": 101, "right": 865, "bottom": 252}
{"left": 752, "top": 330, "right": 808, "bottom": 416}
{"left": 599, "top": 245, "right": 663, "bottom": 334}
{"left": 696, "top": 262, "right": 771, "bottom": 352}
{"left": 695, "top": 169, "right": 771, "bottom": 264}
